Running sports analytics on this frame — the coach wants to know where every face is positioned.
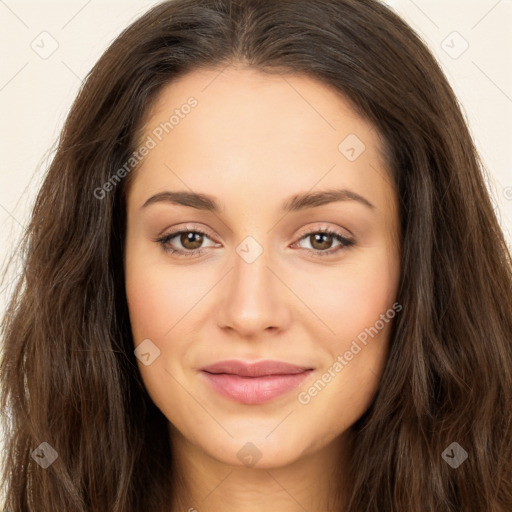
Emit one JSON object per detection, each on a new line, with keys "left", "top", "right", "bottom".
{"left": 123, "top": 65, "right": 401, "bottom": 469}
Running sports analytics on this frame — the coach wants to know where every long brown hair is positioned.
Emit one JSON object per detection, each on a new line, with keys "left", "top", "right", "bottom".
{"left": 1, "top": 0, "right": 511, "bottom": 510}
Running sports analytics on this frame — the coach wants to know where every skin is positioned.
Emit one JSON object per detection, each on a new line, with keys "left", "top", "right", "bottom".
{"left": 123, "top": 64, "right": 401, "bottom": 512}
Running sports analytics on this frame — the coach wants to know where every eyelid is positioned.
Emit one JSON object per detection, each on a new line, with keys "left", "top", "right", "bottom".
{"left": 294, "top": 223, "right": 353, "bottom": 240}
{"left": 162, "top": 223, "right": 217, "bottom": 241}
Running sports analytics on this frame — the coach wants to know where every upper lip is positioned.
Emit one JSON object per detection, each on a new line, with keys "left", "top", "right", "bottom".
{"left": 201, "top": 360, "right": 314, "bottom": 377}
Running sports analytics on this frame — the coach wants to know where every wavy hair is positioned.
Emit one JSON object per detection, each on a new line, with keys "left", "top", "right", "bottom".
{"left": 1, "top": 0, "right": 511, "bottom": 510}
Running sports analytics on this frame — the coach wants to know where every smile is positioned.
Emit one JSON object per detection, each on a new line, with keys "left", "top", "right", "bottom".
{"left": 200, "top": 360, "right": 314, "bottom": 405}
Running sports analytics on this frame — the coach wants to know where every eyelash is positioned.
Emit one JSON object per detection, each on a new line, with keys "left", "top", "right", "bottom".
{"left": 154, "top": 225, "right": 355, "bottom": 258}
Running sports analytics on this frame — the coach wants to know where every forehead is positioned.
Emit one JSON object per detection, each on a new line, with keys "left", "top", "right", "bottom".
{"left": 126, "top": 66, "right": 394, "bottom": 213}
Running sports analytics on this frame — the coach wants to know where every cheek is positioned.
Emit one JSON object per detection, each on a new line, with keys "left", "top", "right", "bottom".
{"left": 124, "top": 256, "right": 192, "bottom": 416}
{"left": 125, "top": 250, "right": 204, "bottom": 342}
{"left": 338, "top": 265, "right": 397, "bottom": 338}
{"left": 293, "top": 247, "right": 399, "bottom": 414}
{"left": 292, "top": 246, "right": 399, "bottom": 344}
{"left": 125, "top": 270, "right": 170, "bottom": 342}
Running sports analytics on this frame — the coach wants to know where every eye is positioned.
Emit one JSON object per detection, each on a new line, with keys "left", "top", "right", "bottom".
{"left": 292, "top": 226, "right": 355, "bottom": 257}
{"left": 155, "top": 225, "right": 219, "bottom": 258}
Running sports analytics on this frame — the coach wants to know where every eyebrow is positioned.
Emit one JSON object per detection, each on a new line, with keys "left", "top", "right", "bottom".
{"left": 140, "top": 188, "right": 376, "bottom": 212}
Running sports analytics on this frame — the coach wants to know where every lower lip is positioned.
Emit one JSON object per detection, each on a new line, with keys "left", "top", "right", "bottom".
{"left": 201, "top": 371, "right": 312, "bottom": 405}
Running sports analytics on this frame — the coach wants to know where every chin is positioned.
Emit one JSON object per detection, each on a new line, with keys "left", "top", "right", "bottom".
{"left": 196, "top": 431, "right": 311, "bottom": 469}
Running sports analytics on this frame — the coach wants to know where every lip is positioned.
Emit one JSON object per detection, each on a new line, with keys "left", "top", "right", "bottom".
{"left": 200, "top": 359, "right": 314, "bottom": 405}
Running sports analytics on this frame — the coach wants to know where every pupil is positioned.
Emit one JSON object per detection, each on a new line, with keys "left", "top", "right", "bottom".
{"left": 182, "top": 232, "right": 202, "bottom": 249}
{"left": 312, "top": 233, "right": 332, "bottom": 250}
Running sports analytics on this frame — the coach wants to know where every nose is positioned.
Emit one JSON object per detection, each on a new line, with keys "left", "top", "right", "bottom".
{"left": 216, "top": 242, "right": 292, "bottom": 338}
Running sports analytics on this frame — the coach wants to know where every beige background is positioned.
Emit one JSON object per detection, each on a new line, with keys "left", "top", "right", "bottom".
{"left": 0, "top": 0, "right": 511, "bottom": 499}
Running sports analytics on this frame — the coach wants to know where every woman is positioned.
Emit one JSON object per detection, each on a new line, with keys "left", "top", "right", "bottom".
{"left": 1, "top": 0, "right": 511, "bottom": 510}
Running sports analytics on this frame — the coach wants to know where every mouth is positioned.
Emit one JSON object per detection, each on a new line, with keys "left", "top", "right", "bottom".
{"left": 200, "top": 360, "right": 315, "bottom": 405}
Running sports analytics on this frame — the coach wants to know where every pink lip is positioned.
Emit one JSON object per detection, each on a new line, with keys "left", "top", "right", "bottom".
{"left": 200, "top": 359, "right": 314, "bottom": 405}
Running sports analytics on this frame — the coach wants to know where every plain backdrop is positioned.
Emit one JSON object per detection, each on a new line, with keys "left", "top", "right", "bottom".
{"left": 0, "top": 0, "right": 511, "bottom": 496}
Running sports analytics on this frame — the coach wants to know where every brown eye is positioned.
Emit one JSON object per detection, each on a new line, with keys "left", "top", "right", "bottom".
{"left": 180, "top": 232, "right": 204, "bottom": 250}
{"left": 309, "top": 233, "right": 335, "bottom": 251}
{"left": 294, "top": 227, "right": 355, "bottom": 257}
{"left": 155, "top": 227, "right": 218, "bottom": 257}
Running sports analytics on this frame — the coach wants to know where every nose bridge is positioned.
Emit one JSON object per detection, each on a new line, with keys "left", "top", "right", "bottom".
{"left": 232, "top": 238, "right": 270, "bottom": 300}
{"left": 217, "top": 233, "right": 289, "bottom": 335}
